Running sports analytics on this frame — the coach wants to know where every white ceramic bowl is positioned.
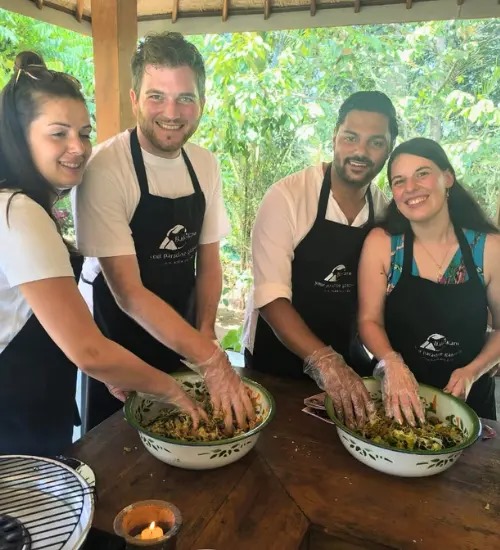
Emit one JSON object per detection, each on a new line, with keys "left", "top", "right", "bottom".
{"left": 325, "top": 378, "right": 481, "bottom": 477}
{"left": 125, "top": 372, "right": 275, "bottom": 470}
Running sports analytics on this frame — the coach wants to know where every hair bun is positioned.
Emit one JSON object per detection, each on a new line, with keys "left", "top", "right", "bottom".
{"left": 14, "top": 51, "right": 46, "bottom": 71}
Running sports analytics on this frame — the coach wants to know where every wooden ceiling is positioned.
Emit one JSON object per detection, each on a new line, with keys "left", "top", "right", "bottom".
{"left": 0, "top": 0, "right": 497, "bottom": 35}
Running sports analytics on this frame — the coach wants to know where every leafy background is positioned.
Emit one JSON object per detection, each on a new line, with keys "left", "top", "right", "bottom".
{"left": 1, "top": 10, "right": 498, "bottom": 348}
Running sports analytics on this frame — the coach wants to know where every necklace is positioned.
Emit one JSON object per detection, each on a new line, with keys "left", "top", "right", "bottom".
{"left": 416, "top": 237, "right": 457, "bottom": 281}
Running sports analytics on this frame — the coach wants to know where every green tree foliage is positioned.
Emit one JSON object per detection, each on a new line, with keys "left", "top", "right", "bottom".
{"left": 1, "top": 9, "right": 498, "bottom": 302}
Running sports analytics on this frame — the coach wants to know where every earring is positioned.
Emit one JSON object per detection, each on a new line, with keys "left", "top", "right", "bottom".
{"left": 446, "top": 189, "right": 450, "bottom": 199}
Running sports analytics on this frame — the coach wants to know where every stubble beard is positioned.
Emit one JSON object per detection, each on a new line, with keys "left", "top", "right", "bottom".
{"left": 137, "top": 110, "right": 200, "bottom": 155}
{"left": 333, "top": 157, "right": 382, "bottom": 188}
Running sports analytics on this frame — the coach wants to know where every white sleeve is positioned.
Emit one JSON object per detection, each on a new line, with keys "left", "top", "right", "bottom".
{"left": 251, "top": 185, "right": 295, "bottom": 309}
{"left": 73, "top": 164, "right": 136, "bottom": 258}
{"left": 0, "top": 194, "right": 73, "bottom": 287}
{"left": 199, "top": 156, "right": 231, "bottom": 245}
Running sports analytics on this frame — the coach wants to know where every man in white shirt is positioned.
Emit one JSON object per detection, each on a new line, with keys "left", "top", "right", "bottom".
{"left": 244, "top": 91, "right": 398, "bottom": 428}
{"left": 74, "top": 32, "right": 253, "bottom": 430}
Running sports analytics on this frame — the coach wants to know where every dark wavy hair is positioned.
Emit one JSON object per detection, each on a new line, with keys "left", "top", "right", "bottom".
{"left": 381, "top": 137, "right": 498, "bottom": 235}
{"left": 131, "top": 32, "right": 206, "bottom": 99}
{"left": 0, "top": 51, "right": 86, "bottom": 226}
{"left": 335, "top": 91, "right": 399, "bottom": 147}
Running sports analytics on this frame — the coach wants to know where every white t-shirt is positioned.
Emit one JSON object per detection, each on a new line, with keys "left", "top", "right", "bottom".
{"left": 0, "top": 191, "right": 73, "bottom": 354}
{"left": 73, "top": 129, "right": 231, "bottom": 282}
{"left": 243, "top": 164, "right": 389, "bottom": 353}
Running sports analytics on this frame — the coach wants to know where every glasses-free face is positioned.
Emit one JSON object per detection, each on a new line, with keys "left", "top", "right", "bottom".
{"left": 333, "top": 110, "right": 391, "bottom": 187}
{"left": 390, "top": 153, "right": 453, "bottom": 223}
{"left": 27, "top": 97, "right": 92, "bottom": 191}
{"left": 130, "top": 64, "right": 204, "bottom": 159}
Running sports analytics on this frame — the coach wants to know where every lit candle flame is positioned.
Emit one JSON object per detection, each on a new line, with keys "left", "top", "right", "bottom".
{"left": 149, "top": 522, "right": 155, "bottom": 530}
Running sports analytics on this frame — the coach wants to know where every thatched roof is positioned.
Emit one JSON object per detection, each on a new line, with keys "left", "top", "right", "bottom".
{"left": 1, "top": 0, "right": 497, "bottom": 35}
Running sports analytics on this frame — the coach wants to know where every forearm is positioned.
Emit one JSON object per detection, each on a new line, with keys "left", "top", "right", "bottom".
{"left": 195, "top": 259, "right": 222, "bottom": 339}
{"left": 358, "top": 319, "right": 396, "bottom": 361}
{"left": 465, "top": 330, "right": 500, "bottom": 379}
{"left": 118, "top": 285, "right": 215, "bottom": 364}
{"left": 79, "top": 336, "right": 183, "bottom": 395}
{"left": 259, "top": 298, "right": 325, "bottom": 360}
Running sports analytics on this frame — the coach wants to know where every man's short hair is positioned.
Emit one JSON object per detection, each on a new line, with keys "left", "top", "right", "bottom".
{"left": 131, "top": 32, "right": 206, "bottom": 99}
{"left": 335, "top": 91, "right": 399, "bottom": 145}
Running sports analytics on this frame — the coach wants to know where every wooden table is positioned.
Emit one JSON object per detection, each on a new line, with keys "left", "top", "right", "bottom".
{"left": 70, "top": 371, "right": 500, "bottom": 550}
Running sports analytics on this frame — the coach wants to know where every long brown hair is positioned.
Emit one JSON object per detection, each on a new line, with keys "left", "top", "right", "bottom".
{"left": 381, "top": 137, "right": 498, "bottom": 235}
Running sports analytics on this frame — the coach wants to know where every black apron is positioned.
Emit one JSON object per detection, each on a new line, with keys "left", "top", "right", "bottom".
{"left": 252, "top": 164, "right": 375, "bottom": 379}
{"left": 384, "top": 226, "right": 496, "bottom": 420}
{"left": 87, "top": 128, "right": 206, "bottom": 429}
{"left": 0, "top": 254, "right": 82, "bottom": 456}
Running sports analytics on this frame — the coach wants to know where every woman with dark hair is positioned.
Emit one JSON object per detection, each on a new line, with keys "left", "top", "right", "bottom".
{"left": 0, "top": 51, "right": 207, "bottom": 456}
{"left": 358, "top": 137, "right": 499, "bottom": 423}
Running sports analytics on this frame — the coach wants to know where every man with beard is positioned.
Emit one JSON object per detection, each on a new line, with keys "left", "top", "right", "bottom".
{"left": 243, "top": 92, "right": 398, "bottom": 428}
{"left": 74, "top": 32, "right": 254, "bottom": 431}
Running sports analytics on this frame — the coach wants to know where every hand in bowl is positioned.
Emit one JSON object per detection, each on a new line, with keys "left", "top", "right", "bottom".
{"left": 304, "top": 346, "right": 374, "bottom": 429}
{"left": 374, "top": 352, "right": 425, "bottom": 427}
{"left": 139, "top": 378, "right": 208, "bottom": 430}
{"left": 195, "top": 347, "right": 256, "bottom": 435}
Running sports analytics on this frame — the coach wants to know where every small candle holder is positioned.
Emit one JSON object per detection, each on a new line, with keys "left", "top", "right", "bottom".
{"left": 113, "top": 500, "right": 182, "bottom": 549}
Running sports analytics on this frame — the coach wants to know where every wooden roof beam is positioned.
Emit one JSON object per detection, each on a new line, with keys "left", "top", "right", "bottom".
{"left": 35, "top": 0, "right": 43, "bottom": 9}
{"left": 406, "top": 0, "right": 413, "bottom": 8}
{"left": 172, "top": 0, "right": 179, "bottom": 23}
{"left": 264, "top": 0, "right": 271, "bottom": 20}
{"left": 354, "top": 0, "right": 361, "bottom": 14}
{"left": 311, "top": 0, "right": 317, "bottom": 16}
{"left": 75, "top": 0, "right": 84, "bottom": 22}
{"left": 222, "top": 0, "right": 229, "bottom": 22}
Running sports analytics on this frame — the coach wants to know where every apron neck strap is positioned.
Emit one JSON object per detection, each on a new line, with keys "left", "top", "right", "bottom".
{"left": 403, "top": 224, "right": 481, "bottom": 283}
{"left": 317, "top": 163, "right": 374, "bottom": 226}
{"left": 130, "top": 128, "right": 202, "bottom": 195}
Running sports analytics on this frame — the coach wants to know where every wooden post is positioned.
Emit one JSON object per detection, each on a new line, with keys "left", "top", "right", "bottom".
{"left": 90, "top": 0, "right": 137, "bottom": 143}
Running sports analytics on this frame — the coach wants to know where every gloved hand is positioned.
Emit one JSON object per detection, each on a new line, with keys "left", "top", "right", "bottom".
{"left": 195, "top": 347, "right": 256, "bottom": 434}
{"left": 112, "top": 378, "right": 208, "bottom": 430}
{"left": 374, "top": 351, "right": 425, "bottom": 427}
{"left": 444, "top": 366, "right": 476, "bottom": 400}
{"left": 304, "top": 346, "right": 374, "bottom": 429}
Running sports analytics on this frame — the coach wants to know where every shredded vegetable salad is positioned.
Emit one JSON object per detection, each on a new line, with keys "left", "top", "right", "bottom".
{"left": 354, "top": 400, "right": 465, "bottom": 451}
{"left": 143, "top": 388, "right": 263, "bottom": 442}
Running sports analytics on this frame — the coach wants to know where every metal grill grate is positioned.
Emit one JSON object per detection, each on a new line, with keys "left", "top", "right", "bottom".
{"left": 0, "top": 456, "right": 94, "bottom": 550}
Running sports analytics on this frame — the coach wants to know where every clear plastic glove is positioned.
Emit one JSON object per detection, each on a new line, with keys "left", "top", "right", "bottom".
{"left": 304, "top": 346, "right": 375, "bottom": 429}
{"left": 110, "top": 380, "right": 208, "bottom": 430}
{"left": 194, "top": 347, "right": 255, "bottom": 435}
{"left": 374, "top": 351, "right": 425, "bottom": 427}
{"left": 443, "top": 366, "right": 476, "bottom": 400}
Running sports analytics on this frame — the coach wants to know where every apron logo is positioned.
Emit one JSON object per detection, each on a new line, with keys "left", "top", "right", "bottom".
{"left": 418, "top": 333, "right": 461, "bottom": 362}
{"left": 324, "top": 264, "right": 347, "bottom": 282}
{"left": 420, "top": 333, "right": 447, "bottom": 351}
{"left": 159, "top": 225, "right": 196, "bottom": 251}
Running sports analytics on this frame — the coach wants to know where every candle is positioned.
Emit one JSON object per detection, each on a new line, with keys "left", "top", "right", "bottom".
{"left": 136, "top": 521, "right": 164, "bottom": 540}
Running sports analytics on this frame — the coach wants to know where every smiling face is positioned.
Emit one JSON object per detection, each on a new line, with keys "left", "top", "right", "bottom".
{"left": 130, "top": 64, "right": 204, "bottom": 158}
{"left": 27, "top": 95, "right": 92, "bottom": 190}
{"left": 390, "top": 153, "right": 454, "bottom": 223}
{"left": 333, "top": 110, "right": 391, "bottom": 187}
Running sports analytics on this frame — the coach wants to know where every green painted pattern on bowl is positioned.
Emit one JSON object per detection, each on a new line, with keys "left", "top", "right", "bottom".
{"left": 124, "top": 372, "right": 276, "bottom": 447}
{"left": 324, "top": 377, "right": 481, "bottom": 456}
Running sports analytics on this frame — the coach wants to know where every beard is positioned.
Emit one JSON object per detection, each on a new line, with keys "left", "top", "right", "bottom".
{"left": 137, "top": 109, "right": 200, "bottom": 156}
{"left": 333, "top": 155, "right": 383, "bottom": 187}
